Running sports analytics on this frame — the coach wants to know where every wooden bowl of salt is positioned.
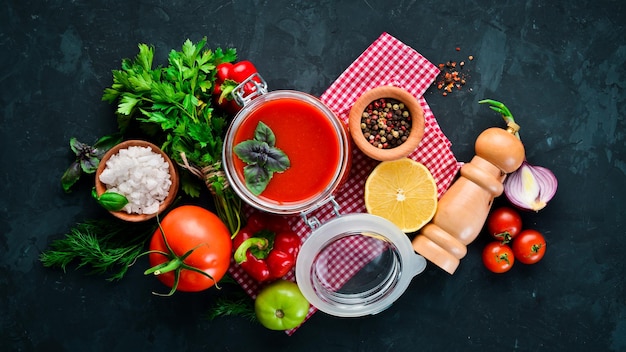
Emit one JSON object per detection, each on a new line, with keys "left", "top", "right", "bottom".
{"left": 94, "top": 140, "right": 179, "bottom": 222}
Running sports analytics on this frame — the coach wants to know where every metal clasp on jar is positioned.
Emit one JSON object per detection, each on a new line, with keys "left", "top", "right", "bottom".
{"left": 233, "top": 73, "right": 269, "bottom": 108}
{"left": 300, "top": 196, "right": 342, "bottom": 230}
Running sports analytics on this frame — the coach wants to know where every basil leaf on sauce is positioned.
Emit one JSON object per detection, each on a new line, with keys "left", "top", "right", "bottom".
{"left": 234, "top": 122, "right": 290, "bottom": 196}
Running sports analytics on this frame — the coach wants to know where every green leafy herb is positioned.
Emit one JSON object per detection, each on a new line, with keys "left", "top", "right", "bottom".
{"left": 40, "top": 219, "right": 155, "bottom": 281}
{"left": 91, "top": 187, "right": 129, "bottom": 211}
{"left": 101, "top": 38, "right": 242, "bottom": 232}
{"left": 61, "top": 133, "right": 123, "bottom": 192}
{"left": 206, "top": 289, "right": 257, "bottom": 322}
{"left": 207, "top": 295, "right": 257, "bottom": 322}
{"left": 205, "top": 275, "right": 257, "bottom": 321}
{"left": 234, "top": 122, "right": 290, "bottom": 196}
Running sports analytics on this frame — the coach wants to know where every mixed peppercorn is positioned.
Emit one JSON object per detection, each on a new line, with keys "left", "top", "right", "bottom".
{"left": 360, "top": 98, "right": 412, "bottom": 149}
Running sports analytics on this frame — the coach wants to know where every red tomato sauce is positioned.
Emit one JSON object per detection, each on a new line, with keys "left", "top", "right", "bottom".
{"left": 232, "top": 98, "right": 341, "bottom": 204}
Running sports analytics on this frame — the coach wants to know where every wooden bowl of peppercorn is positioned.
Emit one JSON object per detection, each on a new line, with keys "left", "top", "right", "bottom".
{"left": 348, "top": 86, "right": 425, "bottom": 161}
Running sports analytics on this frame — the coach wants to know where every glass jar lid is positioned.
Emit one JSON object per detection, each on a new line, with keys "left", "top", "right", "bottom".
{"left": 295, "top": 213, "right": 427, "bottom": 317}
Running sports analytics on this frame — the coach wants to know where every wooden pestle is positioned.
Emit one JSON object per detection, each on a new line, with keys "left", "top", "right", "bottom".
{"left": 412, "top": 123, "right": 525, "bottom": 274}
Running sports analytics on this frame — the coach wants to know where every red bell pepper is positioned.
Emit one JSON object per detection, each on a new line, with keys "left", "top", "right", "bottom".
{"left": 233, "top": 213, "right": 301, "bottom": 282}
{"left": 213, "top": 60, "right": 261, "bottom": 115}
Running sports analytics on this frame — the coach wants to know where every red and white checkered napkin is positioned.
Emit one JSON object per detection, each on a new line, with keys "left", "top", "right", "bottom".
{"left": 228, "top": 32, "right": 462, "bottom": 335}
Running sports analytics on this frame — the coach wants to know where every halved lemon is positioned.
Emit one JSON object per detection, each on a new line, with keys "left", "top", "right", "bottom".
{"left": 364, "top": 158, "right": 438, "bottom": 233}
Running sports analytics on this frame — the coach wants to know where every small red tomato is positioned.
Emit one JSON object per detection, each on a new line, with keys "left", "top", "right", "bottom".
{"left": 482, "top": 241, "right": 515, "bottom": 273}
{"left": 487, "top": 207, "right": 522, "bottom": 243}
{"left": 512, "top": 229, "right": 546, "bottom": 264}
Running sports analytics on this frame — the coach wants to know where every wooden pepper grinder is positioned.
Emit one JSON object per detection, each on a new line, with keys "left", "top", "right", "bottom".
{"left": 412, "top": 122, "right": 525, "bottom": 274}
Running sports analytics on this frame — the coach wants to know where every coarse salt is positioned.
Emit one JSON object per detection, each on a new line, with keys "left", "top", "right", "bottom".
{"left": 99, "top": 145, "right": 172, "bottom": 215}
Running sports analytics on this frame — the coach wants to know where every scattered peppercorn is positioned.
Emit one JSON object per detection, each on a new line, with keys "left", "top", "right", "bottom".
{"left": 360, "top": 98, "right": 412, "bottom": 149}
{"left": 434, "top": 53, "right": 474, "bottom": 96}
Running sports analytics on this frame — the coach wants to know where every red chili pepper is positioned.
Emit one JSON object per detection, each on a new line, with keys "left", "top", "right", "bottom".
{"left": 212, "top": 60, "right": 260, "bottom": 115}
{"left": 233, "top": 213, "right": 301, "bottom": 282}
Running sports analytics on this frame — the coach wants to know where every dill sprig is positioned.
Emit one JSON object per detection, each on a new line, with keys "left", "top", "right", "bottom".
{"left": 40, "top": 219, "right": 155, "bottom": 281}
{"left": 206, "top": 289, "right": 257, "bottom": 322}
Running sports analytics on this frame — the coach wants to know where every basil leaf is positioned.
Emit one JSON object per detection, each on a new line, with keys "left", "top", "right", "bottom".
{"left": 93, "top": 189, "right": 129, "bottom": 212}
{"left": 254, "top": 121, "right": 276, "bottom": 147}
{"left": 234, "top": 122, "right": 290, "bottom": 196}
{"left": 234, "top": 140, "right": 272, "bottom": 165}
{"left": 61, "top": 161, "right": 82, "bottom": 193}
{"left": 264, "top": 147, "right": 290, "bottom": 172}
{"left": 243, "top": 164, "right": 271, "bottom": 196}
{"left": 92, "top": 133, "right": 123, "bottom": 158}
{"left": 80, "top": 156, "right": 100, "bottom": 174}
{"left": 69, "top": 137, "right": 87, "bottom": 156}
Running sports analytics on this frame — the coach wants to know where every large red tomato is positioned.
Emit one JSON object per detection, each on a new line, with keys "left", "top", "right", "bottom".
{"left": 147, "top": 205, "right": 232, "bottom": 294}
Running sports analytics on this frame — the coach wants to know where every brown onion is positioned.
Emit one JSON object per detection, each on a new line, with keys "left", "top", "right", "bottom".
{"left": 504, "top": 161, "right": 557, "bottom": 211}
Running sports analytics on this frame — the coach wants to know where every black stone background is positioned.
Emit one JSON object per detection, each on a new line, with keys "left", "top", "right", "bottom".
{"left": 2, "top": 1, "right": 625, "bottom": 351}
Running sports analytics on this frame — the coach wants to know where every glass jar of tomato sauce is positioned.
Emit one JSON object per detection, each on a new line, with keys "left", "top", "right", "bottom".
{"left": 222, "top": 75, "right": 351, "bottom": 215}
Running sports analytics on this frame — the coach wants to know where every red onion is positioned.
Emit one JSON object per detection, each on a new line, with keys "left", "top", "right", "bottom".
{"left": 504, "top": 161, "right": 557, "bottom": 211}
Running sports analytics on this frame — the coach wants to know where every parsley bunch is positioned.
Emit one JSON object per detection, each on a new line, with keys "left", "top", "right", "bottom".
{"left": 102, "top": 38, "right": 241, "bottom": 232}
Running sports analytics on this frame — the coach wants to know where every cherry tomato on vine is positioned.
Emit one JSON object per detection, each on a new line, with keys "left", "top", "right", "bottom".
{"left": 512, "top": 229, "right": 546, "bottom": 264}
{"left": 145, "top": 205, "right": 232, "bottom": 295}
{"left": 486, "top": 207, "right": 522, "bottom": 243}
{"left": 482, "top": 241, "right": 515, "bottom": 273}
